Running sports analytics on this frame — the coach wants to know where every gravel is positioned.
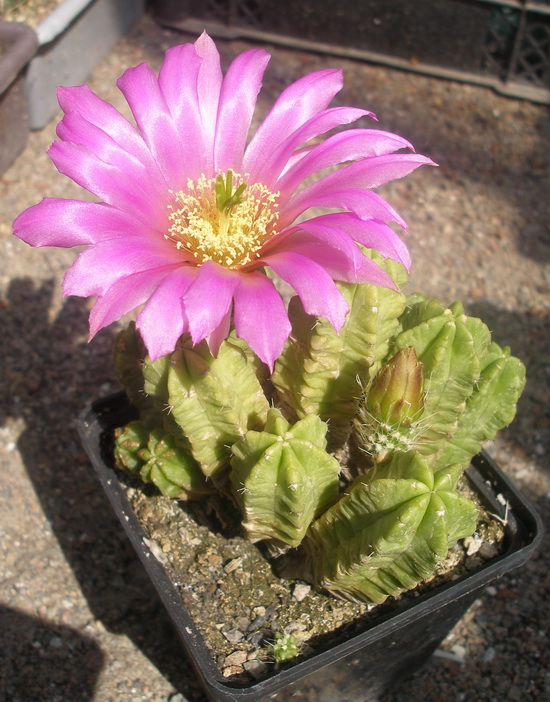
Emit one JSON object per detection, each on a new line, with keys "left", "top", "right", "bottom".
{"left": 1, "top": 11, "right": 549, "bottom": 702}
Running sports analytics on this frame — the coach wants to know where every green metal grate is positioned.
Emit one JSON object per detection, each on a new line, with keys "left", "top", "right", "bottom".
{"left": 152, "top": 0, "right": 550, "bottom": 103}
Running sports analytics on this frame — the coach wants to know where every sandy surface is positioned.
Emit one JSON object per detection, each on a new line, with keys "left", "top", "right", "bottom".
{"left": 1, "top": 11, "right": 549, "bottom": 702}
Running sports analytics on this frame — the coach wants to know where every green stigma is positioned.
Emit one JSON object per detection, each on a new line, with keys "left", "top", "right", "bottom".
{"left": 215, "top": 169, "right": 247, "bottom": 214}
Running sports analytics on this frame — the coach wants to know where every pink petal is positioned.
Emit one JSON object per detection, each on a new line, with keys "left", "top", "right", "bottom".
{"left": 263, "top": 251, "right": 349, "bottom": 331}
{"left": 13, "top": 198, "right": 148, "bottom": 248}
{"left": 88, "top": 265, "right": 180, "bottom": 339}
{"left": 194, "top": 32, "right": 223, "bottom": 175}
{"left": 214, "top": 48, "right": 270, "bottom": 173}
{"left": 206, "top": 307, "right": 232, "bottom": 358}
{"left": 243, "top": 69, "right": 345, "bottom": 180}
{"left": 117, "top": 62, "right": 189, "bottom": 191}
{"left": 158, "top": 42, "right": 204, "bottom": 180}
{"left": 48, "top": 141, "right": 167, "bottom": 230}
{"left": 303, "top": 213, "right": 411, "bottom": 270}
{"left": 136, "top": 267, "right": 197, "bottom": 360}
{"left": 287, "top": 153, "right": 436, "bottom": 218}
{"left": 249, "top": 106, "right": 373, "bottom": 186}
{"left": 56, "top": 112, "right": 166, "bottom": 200}
{"left": 275, "top": 232, "right": 396, "bottom": 288}
{"left": 56, "top": 85, "right": 158, "bottom": 174}
{"left": 63, "top": 237, "right": 182, "bottom": 297}
{"left": 279, "top": 228, "right": 365, "bottom": 279}
{"left": 353, "top": 255, "right": 399, "bottom": 290}
{"left": 183, "top": 261, "right": 239, "bottom": 344}
{"left": 233, "top": 271, "right": 291, "bottom": 370}
{"left": 281, "top": 188, "right": 407, "bottom": 229}
{"left": 277, "top": 129, "right": 415, "bottom": 195}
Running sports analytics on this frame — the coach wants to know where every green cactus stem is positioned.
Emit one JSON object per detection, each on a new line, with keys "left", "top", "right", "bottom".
{"left": 391, "top": 299, "right": 482, "bottom": 454}
{"left": 230, "top": 409, "right": 340, "bottom": 550}
{"left": 114, "top": 421, "right": 212, "bottom": 499}
{"left": 438, "top": 343, "right": 526, "bottom": 470}
{"left": 114, "top": 420, "right": 149, "bottom": 473}
{"left": 167, "top": 333, "right": 270, "bottom": 478}
{"left": 113, "top": 324, "right": 156, "bottom": 421}
{"left": 272, "top": 251, "right": 407, "bottom": 448}
{"left": 277, "top": 451, "right": 478, "bottom": 604}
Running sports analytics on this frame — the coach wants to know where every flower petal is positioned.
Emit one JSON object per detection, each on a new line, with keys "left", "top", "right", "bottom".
{"left": 279, "top": 228, "right": 365, "bottom": 279}
{"left": 56, "top": 112, "right": 167, "bottom": 200}
{"left": 264, "top": 251, "right": 349, "bottom": 331}
{"left": 214, "top": 48, "right": 270, "bottom": 172}
{"left": 48, "top": 141, "right": 166, "bottom": 229}
{"left": 233, "top": 271, "right": 291, "bottom": 370}
{"left": 302, "top": 212, "right": 411, "bottom": 270}
{"left": 183, "top": 261, "right": 239, "bottom": 344}
{"left": 136, "top": 267, "right": 197, "bottom": 360}
{"left": 158, "top": 42, "right": 204, "bottom": 180}
{"left": 353, "top": 255, "right": 399, "bottom": 290}
{"left": 277, "top": 129, "right": 415, "bottom": 194}
{"left": 56, "top": 85, "right": 157, "bottom": 173}
{"left": 88, "top": 265, "right": 179, "bottom": 339}
{"left": 63, "top": 237, "right": 182, "bottom": 297}
{"left": 13, "top": 198, "right": 148, "bottom": 248}
{"left": 281, "top": 188, "right": 407, "bottom": 229}
{"left": 250, "top": 106, "right": 373, "bottom": 186}
{"left": 287, "top": 153, "right": 436, "bottom": 218}
{"left": 243, "top": 69, "right": 345, "bottom": 180}
{"left": 206, "top": 307, "right": 232, "bottom": 358}
{"left": 194, "top": 32, "right": 223, "bottom": 175}
{"left": 117, "top": 62, "right": 190, "bottom": 190}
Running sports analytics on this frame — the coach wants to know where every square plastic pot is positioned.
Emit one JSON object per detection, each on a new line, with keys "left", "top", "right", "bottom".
{"left": 25, "top": 0, "right": 144, "bottom": 130}
{"left": 0, "top": 21, "right": 38, "bottom": 175}
{"left": 77, "top": 392, "right": 543, "bottom": 702}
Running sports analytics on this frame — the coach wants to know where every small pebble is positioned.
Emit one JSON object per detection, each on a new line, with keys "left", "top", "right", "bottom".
{"left": 222, "top": 628, "right": 244, "bottom": 644}
{"left": 243, "top": 659, "right": 269, "bottom": 680}
{"left": 222, "top": 665, "right": 244, "bottom": 678}
{"left": 292, "top": 583, "right": 311, "bottom": 601}
{"left": 224, "top": 650, "right": 248, "bottom": 666}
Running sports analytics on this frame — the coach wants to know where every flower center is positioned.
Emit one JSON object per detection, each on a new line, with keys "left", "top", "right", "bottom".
{"left": 167, "top": 170, "right": 280, "bottom": 268}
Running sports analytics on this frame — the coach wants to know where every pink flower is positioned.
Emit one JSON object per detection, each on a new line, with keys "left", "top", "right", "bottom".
{"left": 13, "top": 33, "right": 434, "bottom": 369}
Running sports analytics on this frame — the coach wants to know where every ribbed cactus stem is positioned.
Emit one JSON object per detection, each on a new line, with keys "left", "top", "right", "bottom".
{"left": 230, "top": 409, "right": 340, "bottom": 550}
{"left": 272, "top": 250, "right": 407, "bottom": 449}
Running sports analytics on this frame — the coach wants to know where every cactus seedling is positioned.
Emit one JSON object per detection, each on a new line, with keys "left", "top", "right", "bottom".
{"left": 269, "top": 632, "right": 302, "bottom": 663}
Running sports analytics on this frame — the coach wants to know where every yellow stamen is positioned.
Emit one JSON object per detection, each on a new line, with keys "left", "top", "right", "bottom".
{"left": 166, "top": 171, "right": 280, "bottom": 269}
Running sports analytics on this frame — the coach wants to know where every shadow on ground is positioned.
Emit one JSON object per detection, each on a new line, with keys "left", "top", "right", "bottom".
{"left": 0, "top": 278, "right": 206, "bottom": 701}
{"left": 0, "top": 604, "right": 104, "bottom": 702}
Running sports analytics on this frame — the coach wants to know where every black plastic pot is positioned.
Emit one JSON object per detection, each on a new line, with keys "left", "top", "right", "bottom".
{"left": 77, "top": 392, "right": 543, "bottom": 702}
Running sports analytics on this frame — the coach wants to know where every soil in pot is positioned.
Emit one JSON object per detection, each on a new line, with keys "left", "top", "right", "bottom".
{"left": 115, "top": 464, "right": 506, "bottom": 685}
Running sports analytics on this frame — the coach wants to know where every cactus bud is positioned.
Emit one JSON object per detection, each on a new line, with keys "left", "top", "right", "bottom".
{"left": 355, "top": 348, "right": 425, "bottom": 462}
{"left": 366, "top": 347, "right": 424, "bottom": 426}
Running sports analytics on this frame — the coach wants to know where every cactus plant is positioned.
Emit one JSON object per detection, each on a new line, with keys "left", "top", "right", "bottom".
{"left": 113, "top": 250, "right": 525, "bottom": 606}
{"left": 276, "top": 452, "right": 478, "bottom": 603}
{"left": 230, "top": 409, "right": 340, "bottom": 551}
